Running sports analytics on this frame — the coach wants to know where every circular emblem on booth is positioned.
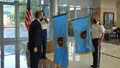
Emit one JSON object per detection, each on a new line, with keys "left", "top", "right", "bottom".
{"left": 80, "top": 31, "right": 87, "bottom": 39}
{"left": 57, "top": 37, "right": 64, "bottom": 47}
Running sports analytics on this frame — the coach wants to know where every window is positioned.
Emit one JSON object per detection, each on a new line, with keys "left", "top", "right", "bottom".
{"left": 0, "top": 0, "right": 14, "bottom": 2}
{"left": 19, "top": 6, "right": 28, "bottom": 37}
{"left": 104, "top": 12, "right": 114, "bottom": 28}
{"left": 3, "top": 5, "right": 15, "bottom": 38}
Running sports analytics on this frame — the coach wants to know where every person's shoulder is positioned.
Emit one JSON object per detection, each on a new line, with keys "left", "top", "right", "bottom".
{"left": 30, "top": 20, "right": 39, "bottom": 26}
{"left": 31, "top": 19, "right": 37, "bottom": 23}
{"left": 34, "top": 19, "right": 39, "bottom": 22}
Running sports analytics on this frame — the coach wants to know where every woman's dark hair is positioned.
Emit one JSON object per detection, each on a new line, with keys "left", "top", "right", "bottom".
{"left": 41, "top": 10, "right": 45, "bottom": 16}
{"left": 40, "top": 17, "right": 44, "bottom": 21}
{"left": 40, "top": 10, "right": 45, "bottom": 21}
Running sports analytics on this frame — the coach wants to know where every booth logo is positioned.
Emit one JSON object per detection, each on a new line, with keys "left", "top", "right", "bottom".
{"left": 57, "top": 36, "right": 64, "bottom": 47}
{"left": 80, "top": 31, "right": 87, "bottom": 39}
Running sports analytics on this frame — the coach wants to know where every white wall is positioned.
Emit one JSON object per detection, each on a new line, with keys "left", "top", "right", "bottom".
{"left": 101, "top": 0, "right": 116, "bottom": 8}
{"left": 92, "top": 0, "right": 101, "bottom": 8}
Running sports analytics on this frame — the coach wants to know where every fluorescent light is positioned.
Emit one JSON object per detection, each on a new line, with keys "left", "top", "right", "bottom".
{"left": 63, "top": 4, "right": 67, "bottom": 6}
{"left": 70, "top": 7, "right": 74, "bottom": 10}
{"left": 41, "top": 0, "right": 44, "bottom": 4}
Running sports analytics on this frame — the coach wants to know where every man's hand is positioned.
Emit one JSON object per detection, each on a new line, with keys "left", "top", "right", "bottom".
{"left": 33, "top": 47, "right": 38, "bottom": 53}
{"left": 27, "top": 50, "right": 30, "bottom": 56}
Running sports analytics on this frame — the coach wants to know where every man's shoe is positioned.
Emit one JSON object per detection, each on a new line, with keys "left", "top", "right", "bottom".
{"left": 90, "top": 65, "right": 99, "bottom": 67}
{"left": 42, "top": 56, "right": 47, "bottom": 59}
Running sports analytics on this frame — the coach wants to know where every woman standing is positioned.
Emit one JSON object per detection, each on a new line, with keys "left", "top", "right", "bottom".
{"left": 40, "top": 10, "right": 48, "bottom": 59}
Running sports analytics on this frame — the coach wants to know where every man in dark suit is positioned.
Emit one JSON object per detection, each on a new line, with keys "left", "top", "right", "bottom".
{"left": 28, "top": 11, "right": 43, "bottom": 68}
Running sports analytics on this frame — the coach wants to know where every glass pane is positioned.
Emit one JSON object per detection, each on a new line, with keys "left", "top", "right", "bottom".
{"left": 47, "top": 23, "right": 50, "bottom": 39}
{"left": 19, "top": 5, "right": 42, "bottom": 38}
{"left": 3, "top": 5, "right": 15, "bottom": 27}
{"left": 18, "top": 0, "right": 41, "bottom": 4}
{"left": 77, "top": 8, "right": 87, "bottom": 18}
{"left": 0, "top": 0, "right": 14, "bottom": 2}
{"left": 32, "top": 6, "right": 43, "bottom": 18}
{"left": 69, "top": 7, "right": 75, "bottom": 19}
{"left": 0, "top": 32, "right": 1, "bottom": 41}
{"left": 4, "top": 45, "right": 15, "bottom": 68}
{"left": 18, "top": 0, "right": 27, "bottom": 3}
{"left": 44, "top": 5, "right": 50, "bottom": 16}
{"left": 31, "top": 0, "right": 41, "bottom": 4}
{"left": 4, "top": 28, "right": 15, "bottom": 38}
{"left": 87, "top": 6, "right": 92, "bottom": 15}
{"left": 0, "top": 46, "right": 1, "bottom": 68}
{"left": 3, "top": 5, "right": 15, "bottom": 38}
{"left": 20, "top": 42, "right": 27, "bottom": 68}
{"left": 58, "top": 5, "right": 68, "bottom": 13}
{"left": 19, "top": 6, "right": 28, "bottom": 37}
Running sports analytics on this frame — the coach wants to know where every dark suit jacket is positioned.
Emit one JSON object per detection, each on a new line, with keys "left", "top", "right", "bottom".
{"left": 28, "top": 19, "right": 42, "bottom": 53}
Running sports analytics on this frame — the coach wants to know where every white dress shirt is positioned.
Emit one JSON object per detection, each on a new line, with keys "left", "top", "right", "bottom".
{"left": 91, "top": 22, "right": 104, "bottom": 38}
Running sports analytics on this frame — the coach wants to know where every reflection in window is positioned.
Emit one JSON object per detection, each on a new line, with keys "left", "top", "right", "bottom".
{"left": 19, "top": 6, "right": 28, "bottom": 37}
{"left": 20, "top": 42, "right": 27, "bottom": 68}
{"left": 0, "top": 46, "right": 1, "bottom": 68}
{"left": 58, "top": 4, "right": 68, "bottom": 13}
{"left": 3, "top": 5, "right": 15, "bottom": 27}
{"left": 3, "top": 5, "right": 15, "bottom": 38}
{"left": 32, "top": 6, "right": 43, "bottom": 18}
{"left": 104, "top": 12, "right": 114, "bottom": 28}
{"left": 1, "top": 0, "right": 54, "bottom": 40}
{"left": 4, "top": 28, "right": 15, "bottom": 38}
{"left": 69, "top": 5, "right": 75, "bottom": 19}
{"left": 0, "top": 0, "right": 14, "bottom": 2}
{"left": 4, "top": 45, "right": 15, "bottom": 68}
{"left": 77, "top": 7, "right": 88, "bottom": 18}
{"left": 87, "top": 6, "right": 92, "bottom": 15}
{"left": 19, "top": 5, "right": 43, "bottom": 37}
{"left": 4, "top": 45, "right": 15, "bottom": 55}
{"left": 76, "top": 6, "right": 81, "bottom": 10}
{"left": 18, "top": 0, "right": 27, "bottom": 3}
{"left": 18, "top": 0, "right": 42, "bottom": 4}
{"left": 70, "top": 7, "right": 74, "bottom": 11}
{"left": 75, "top": 55, "right": 80, "bottom": 61}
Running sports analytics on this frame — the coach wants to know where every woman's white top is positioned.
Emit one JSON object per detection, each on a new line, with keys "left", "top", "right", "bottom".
{"left": 40, "top": 20, "right": 48, "bottom": 30}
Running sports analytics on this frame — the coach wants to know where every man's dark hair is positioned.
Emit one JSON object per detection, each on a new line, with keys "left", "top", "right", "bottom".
{"left": 35, "top": 11, "right": 42, "bottom": 18}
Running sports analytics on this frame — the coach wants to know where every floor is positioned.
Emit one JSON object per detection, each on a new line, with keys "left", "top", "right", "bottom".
{"left": 0, "top": 37, "right": 120, "bottom": 68}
